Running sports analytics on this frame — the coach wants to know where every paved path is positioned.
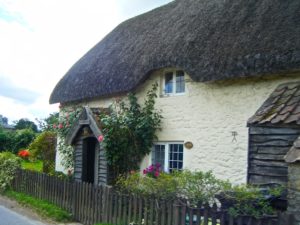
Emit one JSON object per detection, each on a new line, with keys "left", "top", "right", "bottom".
{"left": 0, "top": 205, "right": 46, "bottom": 225}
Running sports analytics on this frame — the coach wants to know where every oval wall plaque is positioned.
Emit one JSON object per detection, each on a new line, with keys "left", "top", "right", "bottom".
{"left": 184, "top": 141, "right": 193, "bottom": 149}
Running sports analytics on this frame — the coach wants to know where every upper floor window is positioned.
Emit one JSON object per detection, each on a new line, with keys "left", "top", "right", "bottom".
{"left": 163, "top": 70, "right": 185, "bottom": 95}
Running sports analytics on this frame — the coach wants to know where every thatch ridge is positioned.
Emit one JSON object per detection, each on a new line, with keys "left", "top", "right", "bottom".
{"left": 50, "top": 0, "right": 300, "bottom": 104}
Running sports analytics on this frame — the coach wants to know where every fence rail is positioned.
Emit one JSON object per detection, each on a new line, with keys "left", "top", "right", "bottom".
{"left": 12, "top": 169, "right": 292, "bottom": 225}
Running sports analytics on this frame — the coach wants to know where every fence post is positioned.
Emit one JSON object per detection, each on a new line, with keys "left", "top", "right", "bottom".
{"left": 284, "top": 138, "right": 300, "bottom": 225}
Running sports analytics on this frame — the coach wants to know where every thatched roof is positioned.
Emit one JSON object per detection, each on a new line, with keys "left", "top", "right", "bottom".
{"left": 50, "top": 0, "right": 300, "bottom": 104}
{"left": 248, "top": 82, "right": 300, "bottom": 126}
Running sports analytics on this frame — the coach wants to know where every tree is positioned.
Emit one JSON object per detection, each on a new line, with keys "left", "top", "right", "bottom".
{"left": 0, "top": 115, "right": 8, "bottom": 126}
{"left": 14, "top": 118, "right": 38, "bottom": 132}
{"left": 0, "top": 127, "right": 15, "bottom": 152}
{"left": 13, "top": 129, "right": 36, "bottom": 153}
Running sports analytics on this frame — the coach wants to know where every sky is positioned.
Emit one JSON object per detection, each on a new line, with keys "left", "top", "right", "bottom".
{"left": 0, "top": 0, "right": 173, "bottom": 124}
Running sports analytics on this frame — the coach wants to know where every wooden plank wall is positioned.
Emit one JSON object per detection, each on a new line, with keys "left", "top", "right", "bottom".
{"left": 11, "top": 169, "right": 291, "bottom": 225}
{"left": 74, "top": 137, "right": 83, "bottom": 182}
{"left": 98, "top": 144, "right": 108, "bottom": 185}
{"left": 248, "top": 126, "right": 300, "bottom": 185}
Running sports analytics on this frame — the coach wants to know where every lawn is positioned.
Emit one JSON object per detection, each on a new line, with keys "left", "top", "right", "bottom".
{"left": 21, "top": 160, "right": 43, "bottom": 172}
{"left": 4, "top": 190, "right": 72, "bottom": 222}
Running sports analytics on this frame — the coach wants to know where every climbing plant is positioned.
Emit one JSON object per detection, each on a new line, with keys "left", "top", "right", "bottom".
{"left": 100, "top": 83, "right": 162, "bottom": 178}
{"left": 51, "top": 106, "right": 82, "bottom": 169}
{"left": 49, "top": 83, "right": 161, "bottom": 175}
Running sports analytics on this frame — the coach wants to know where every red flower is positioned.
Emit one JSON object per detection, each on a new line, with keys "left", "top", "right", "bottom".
{"left": 18, "top": 149, "right": 30, "bottom": 159}
{"left": 58, "top": 123, "right": 63, "bottom": 129}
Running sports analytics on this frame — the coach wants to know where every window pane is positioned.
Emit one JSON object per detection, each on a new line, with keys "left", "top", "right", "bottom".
{"left": 152, "top": 145, "right": 165, "bottom": 169}
{"left": 164, "top": 72, "right": 173, "bottom": 94}
{"left": 176, "top": 71, "right": 185, "bottom": 93}
{"left": 168, "top": 144, "right": 184, "bottom": 172}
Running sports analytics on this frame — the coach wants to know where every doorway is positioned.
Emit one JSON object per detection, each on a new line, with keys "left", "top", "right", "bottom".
{"left": 82, "top": 137, "right": 98, "bottom": 184}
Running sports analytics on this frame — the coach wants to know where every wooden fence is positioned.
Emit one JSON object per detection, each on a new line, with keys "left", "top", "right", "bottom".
{"left": 12, "top": 169, "right": 292, "bottom": 225}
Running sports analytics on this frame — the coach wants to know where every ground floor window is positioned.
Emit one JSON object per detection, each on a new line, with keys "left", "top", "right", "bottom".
{"left": 152, "top": 142, "right": 184, "bottom": 172}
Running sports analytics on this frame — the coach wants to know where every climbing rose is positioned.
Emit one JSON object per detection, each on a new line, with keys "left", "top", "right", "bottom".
{"left": 53, "top": 124, "right": 57, "bottom": 129}
{"left": 58, "top": 123, "right": 63, "bottom": 129}
{"left": 98, "top": 135, "right": 104, "bottom": 142}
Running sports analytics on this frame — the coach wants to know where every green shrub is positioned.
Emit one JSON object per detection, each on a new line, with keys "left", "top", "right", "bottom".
{"left": 0, "top": 151, "right": 21, "bottom": 192}
{"left": 117, "top": 172, "right": 178, "bottom": 199}
{"left": 117, "top": 170, "right": 282, "bottom": 218}
{"left": 29, "top": 131, "right": 56, "bottom": 174}
{"left": 222, "top": 184, "right": 282, "bottom": 218}
{"left": 13, "top": 129, "right": 36, "bottom": 153}
{"left": 116, "top": 170, "right": 226, "bottom": 202}
{"left": 175, "top": 170, "right": 230, "bottom": 205}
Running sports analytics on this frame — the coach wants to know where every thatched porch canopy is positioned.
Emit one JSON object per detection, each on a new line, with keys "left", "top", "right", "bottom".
{"left": 50, "top": 0, "right": 300, "bottom": 104}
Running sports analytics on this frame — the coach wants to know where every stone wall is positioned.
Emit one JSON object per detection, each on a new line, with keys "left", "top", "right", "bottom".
{"left": 287, "top": 163, "right": 300, "bottom": 224}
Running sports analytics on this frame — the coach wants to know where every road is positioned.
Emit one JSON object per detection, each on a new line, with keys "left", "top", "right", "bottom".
{"left": 0, "top": 205, "right": 47, "bottom": 225}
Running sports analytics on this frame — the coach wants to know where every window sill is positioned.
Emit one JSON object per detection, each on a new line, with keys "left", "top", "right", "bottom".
{"left": 160, "top": 93, "right": 185, "bottom": 98}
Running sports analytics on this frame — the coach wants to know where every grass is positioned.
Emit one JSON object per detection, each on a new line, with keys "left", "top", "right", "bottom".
{"left": 4, "top": 190, "right": 72, "bottom": 222}
{"left": 21, "top": 160, "right": 43, "bottom": 172}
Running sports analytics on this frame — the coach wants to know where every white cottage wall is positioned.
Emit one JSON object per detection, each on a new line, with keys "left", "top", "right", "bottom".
{"left": 61, "top": 69, "right": 300, "bottom": 184}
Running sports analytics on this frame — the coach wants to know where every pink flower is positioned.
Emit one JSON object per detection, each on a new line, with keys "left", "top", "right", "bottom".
{"left": 154, "top": 171, "right": 159, "bottom": 177}
{"left": 53, "top": 124, "right": 57, "bottom": 129}
{"left": 58, "top": 123, "right": 63, "bottom": 129}
{"left": 98, "top": 135, "right": 104, "bottom": 142}
{"left": 148, "top": 165, "right": 154, "bottom": 172}
{"left": 143, "top": 169, "right": 147, "bottom": 175}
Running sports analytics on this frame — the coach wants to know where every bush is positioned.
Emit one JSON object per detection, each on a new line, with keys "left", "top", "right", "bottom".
{"left": 13, "top": 129, "right": 36, "bottom": 153}
{"left": 220, "top": 184, "right": 282, "bottom": 218}
{"left": 117, "top": 172, "right": 178, "bottom": 199}
{"left": 116, "top": 170, "right": 225, "bottom": 201}
{"left": 0, "top": 152, "right": 21, "bottom": 192}
{"left": 29, "top": 131, "right": 56, "bottom": 174}
{"left": 116, "top": 170, "right": 282, "bottom": 218}
{"left": 175, "top": 170, "right": 230, "bottom": 205}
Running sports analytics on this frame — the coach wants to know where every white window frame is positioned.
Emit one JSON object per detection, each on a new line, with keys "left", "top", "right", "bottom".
{"left": 162, "top": 70, "right": 185, "bottom": 96}
{"left": 151, "top": 142, "right": 184, "bottom": 173}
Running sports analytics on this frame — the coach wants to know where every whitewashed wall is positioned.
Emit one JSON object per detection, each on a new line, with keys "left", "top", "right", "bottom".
{"left": 58, "top": 69, "right": 300, "bottom": 184}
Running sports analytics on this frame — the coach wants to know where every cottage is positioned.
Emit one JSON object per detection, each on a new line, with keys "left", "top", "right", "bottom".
{"left": 50, "top": 0, "right": 300, "bottom": 186}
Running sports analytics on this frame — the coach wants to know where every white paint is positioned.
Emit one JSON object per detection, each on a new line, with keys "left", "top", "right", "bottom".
{"left": 58, "top": 69, "right": 300, "bottom": 184}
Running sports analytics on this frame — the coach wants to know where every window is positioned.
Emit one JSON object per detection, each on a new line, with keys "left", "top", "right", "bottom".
{"left": 152, "top": 142, "right": 184, "bottom": 173}
{"left": 163, "top": 70, "right": 185, "bottom": 95}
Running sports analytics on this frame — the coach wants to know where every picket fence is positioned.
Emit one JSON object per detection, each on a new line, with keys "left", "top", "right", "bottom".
{"left": 12, "top": 169, "right": 292, "bottom": 225}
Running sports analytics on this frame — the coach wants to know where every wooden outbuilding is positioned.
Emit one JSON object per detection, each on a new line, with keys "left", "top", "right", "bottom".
{"left": 247, "top": 82, "right": 300, "bottom": 186}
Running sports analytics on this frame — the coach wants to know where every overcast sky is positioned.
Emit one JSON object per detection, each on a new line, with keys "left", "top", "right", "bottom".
{"left": 0, "top": 0, "right": 173, "bottom": 124}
